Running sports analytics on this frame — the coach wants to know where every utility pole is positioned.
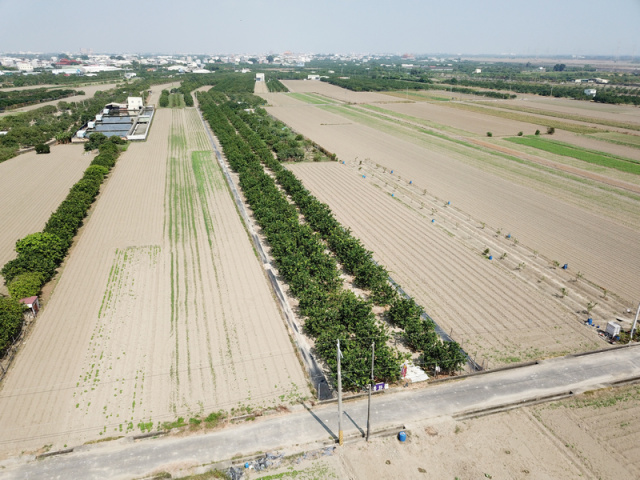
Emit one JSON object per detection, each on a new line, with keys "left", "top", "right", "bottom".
{"left": 366, "top": 342, "right": 375, "bottom": 441}
{"left": 629, "top": 302, "right": 640, "bottom": 344}
{"left": 337, "top": 339, "right": 343, "bottom": 446}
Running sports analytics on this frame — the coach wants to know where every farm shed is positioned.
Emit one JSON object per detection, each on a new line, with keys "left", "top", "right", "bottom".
{"left": 256, "top": 73, "right": 265, "bottom": 82}
{"left": 19, "top": 296, "right": 40, "bottom": 316}
{"left": 307, "top": 74, "right": 320, "bottom": 80}
{"left": 584, "top": 89, "right": 597, "bottom": 96}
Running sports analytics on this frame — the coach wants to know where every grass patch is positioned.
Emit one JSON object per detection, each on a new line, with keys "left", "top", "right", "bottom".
{"left": 169, "top": 93, "right": 186, "bottom": 108}
{"left": 588, "top": 131, "right": 640, "bottom": 148}
{"left": 204, "top": 410, "right": 227, "bottom": 427}
{"left": 505, "top": 136, "right": 640, "bottom": 175}
{"left": 287, "top": 92, "right": 330, "bottom": 105}
{"left": 161, "top": 416, "right": 187, "bottom": 430}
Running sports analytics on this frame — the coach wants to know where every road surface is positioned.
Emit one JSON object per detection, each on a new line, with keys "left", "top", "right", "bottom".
{"left": 2, "top": 345, "right": 639, "bottom": 479}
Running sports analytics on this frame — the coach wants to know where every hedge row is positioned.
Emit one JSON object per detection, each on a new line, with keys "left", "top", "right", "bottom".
{"left": 228, "top": 102, "right": 467, "bottom": 373}
{"left": 198, "top": 91, "right": 402, "bottom": 387}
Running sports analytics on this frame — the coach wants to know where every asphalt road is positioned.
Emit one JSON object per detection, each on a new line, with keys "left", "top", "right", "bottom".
{"left": 2, "top": 345, "right": 639, "bottom": 479}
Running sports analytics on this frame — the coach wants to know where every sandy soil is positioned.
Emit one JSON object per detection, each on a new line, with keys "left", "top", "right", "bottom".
{"left": 0, "top": 144, "right": 92, "bottom": 287}
{"left": 370, "top": 100, "right": 546, "bottom": 137}
{"left": 281, "top": 80, "right": 410, "bottom": 105}
{"left": 288, "top": 162, "right": 605, "bottom": 366}
{"left": 254, "top": 80, "right": 269, "bottom": 95}
{"left": 0, "top": 83, "right": 120, "bottom": 116}
{"left": 0, "top": 107, "right": 307, "bottom": 457}
{"left": 241, "top": 386, "right": 640, "bottom": 479}
{"left": 492, "top": 95, "right": 640, "bottom": 124}
{"left": 263, "top": 97, "right": 640, "bottom": 307}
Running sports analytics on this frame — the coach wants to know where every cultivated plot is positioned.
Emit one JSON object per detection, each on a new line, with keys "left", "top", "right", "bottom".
{"left": 0, "top": 144, "right": 92, "bottom": 286}
{"left": 0, "top": 107, "right": 307, "bottom": 456}
{"left": 289, "top": 162, "right": 600, "bottom": 365}
{"left": 263, "top": 94, "right": 640, "bottom": 305}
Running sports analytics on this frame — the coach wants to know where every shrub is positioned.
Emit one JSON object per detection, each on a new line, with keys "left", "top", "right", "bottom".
{"left": 517, "top": 131, "right": 523, "bottom": 136}
{"left": 535, "top": 129, "right": 541, "bottom": 135}
{"left": 547, "top": 127, "right": 555, "bottom": 135}
{"left": 0, "top": 297, "right": 25, "bottom": 355}
{"left": 84, "top": 132, "right": 108, "bottom": 151}
{"left": 8, "top": 271, "right": 45, "bottom": 299}
{"left": 486, "top": 132, "right": 492, "bottom": 137}
{"left": 1, "top": 232, "right": 67, "bottom": 283}
{"left": 35, "top": 143, "right": 50, "bottom": 154}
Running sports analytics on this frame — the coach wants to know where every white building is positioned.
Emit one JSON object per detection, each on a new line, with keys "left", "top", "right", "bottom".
{"left": 256, "top": 73, "right": 265, "bottom": 82}
{"left": 127, "top": 97, "right": 144, "bottom": 111}
{"left": 584, "top": 88, "right": 597, "bottom": 96}
{"left": 307, "top": 74, "right": 320, "bottom": 80}
{"left": 16, "top": 62, "right": 34, "bottom": 72}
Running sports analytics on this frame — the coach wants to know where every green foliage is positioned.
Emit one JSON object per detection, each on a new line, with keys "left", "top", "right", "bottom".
{"left": 35, "top": 143, "right": 50, "bottom": 154}
{"left": 547, "top": 126, "right": 555, "bottom": 135}
{"left": 84, "top": 132, "right": 108, "bottom": 151}
{"left": 486, "top": 132, "right": 492, "bottom": 137}
{"left": 159, "top": 89, "right": 170, "bottom": 107}
{"left": 0, "top": 88, "right": 78, "bottom": 112}
{"left": 1, "top": 232, "right": 66, "bottom": 283}
{"left": 0, "top": 297, "right": 25, "bottom": 355}
{"left": 7, "top": 271, "right": 45, "bottom": 299}
{"left": 505, "top": 136, "right": 640, "bottom": 175}
{"left": 198, "top": 89, "right": 468, "bottom": 383}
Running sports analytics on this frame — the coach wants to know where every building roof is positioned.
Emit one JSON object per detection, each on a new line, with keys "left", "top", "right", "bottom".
{"left": 19, "top": 296, "right": 38, "bottom": 305}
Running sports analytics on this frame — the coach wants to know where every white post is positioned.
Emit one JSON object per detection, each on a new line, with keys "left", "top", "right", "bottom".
{"left": 629, "top": 302, "right": 640, "bottom": 344}
{"left": 337, "top": 339, "right": 343, "bottom": 446}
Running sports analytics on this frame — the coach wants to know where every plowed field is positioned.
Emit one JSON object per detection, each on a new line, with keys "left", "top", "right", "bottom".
{"left": 0, "top": 107, "right": 307, "bottom": 456}
{"left": 0, "top": 144, "right": 92, "bottom": 287}
{"left": 263, "top": 93, "right": 640, "bottom": 307}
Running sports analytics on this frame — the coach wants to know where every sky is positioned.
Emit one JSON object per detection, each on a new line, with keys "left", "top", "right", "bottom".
{"left": 1, "top": 0, "right": 639, "bottom": 56}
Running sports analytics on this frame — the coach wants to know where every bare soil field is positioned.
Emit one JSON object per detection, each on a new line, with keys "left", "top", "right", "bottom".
{"left": 241, "top": 385, "right": 640, "bottom": 480}
{"left": 281, "top": 80, "right": 410, "bottom": 105}
{"left": 289, "top": 162, "right": 604, "bottom": 366}
{"left": 0, "top": 107, "right": 307, "bottom": 457}
{"left": 0, "top": 144, "right": 92, "bottom": 287}
{"left": 263, "top": 96, "right": 640, "bottom": 307}
{"left": 0, "top": 83, "right": 120, "bottom": 116}
{"left": 367, "top": 100, "right": 546, "bottom": 137}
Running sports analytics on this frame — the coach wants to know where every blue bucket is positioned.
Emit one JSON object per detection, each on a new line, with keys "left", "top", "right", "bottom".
{"left": 588, "top": 318, "right": 593, "bottom": 325}
{"left": 398, "top": 431, "right": 407, "bottom": 442}
{"left": 431, "top": 219, "right": 435, "bottom": 223}
{"left": 391, "top": 170, "right": 394, "bottom": 174}
{"left": 488, "top": 255, "right": 493, "bottom": 260}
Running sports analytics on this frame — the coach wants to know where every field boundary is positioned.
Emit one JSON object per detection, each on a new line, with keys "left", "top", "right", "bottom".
{"left": 195, "top": 106, "right": 332, "bottom": 399}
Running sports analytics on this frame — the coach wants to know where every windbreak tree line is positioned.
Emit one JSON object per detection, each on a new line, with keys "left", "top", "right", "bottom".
{"left": 442, "top": 78, "right": 640, "bottom": 105}
{"left": 0, "top": 135, "right": 126, "bottom": 355}
{"left": 322, "top": 76, "right": 515, "bottom": 99}
{"left": 197, "top": 87, "right": 466, "bottom": 388}
{"left": 0, "top": 88, "right": 79, "bottom": 112}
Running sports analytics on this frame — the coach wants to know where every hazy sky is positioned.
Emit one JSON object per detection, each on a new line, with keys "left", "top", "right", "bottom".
{"left": 1, "top": 0, "right": 638, "bottom": 55}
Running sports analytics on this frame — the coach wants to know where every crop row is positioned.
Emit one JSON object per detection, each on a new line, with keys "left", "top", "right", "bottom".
{"left": 228, "top": 100, "right": 467, "bottom": 373}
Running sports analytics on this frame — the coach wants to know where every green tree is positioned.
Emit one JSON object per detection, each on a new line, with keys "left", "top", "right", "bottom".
{"left": 35, "top": 143, "right": 50, "bottom": 154}
{"left": 553, "top": 64, "right": 566, "bottom": 71}
{"left": 7, "top": 272, "right": 45, "bottom": 299}
{"left": 0, "top": 296, "right": 25, "bottom": 355}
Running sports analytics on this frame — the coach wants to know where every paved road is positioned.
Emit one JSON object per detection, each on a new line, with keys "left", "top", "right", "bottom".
{"left": 2, "top": 346, "right": 639, "bottom": 479}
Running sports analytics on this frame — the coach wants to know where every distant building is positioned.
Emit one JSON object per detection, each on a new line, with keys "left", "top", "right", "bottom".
{"left": 474, "top": 68, "right": 482, "bottom": 74}
{"left": 256, "top": 73, "right": 265, "bottom": 82}
{"left": 307, "top": 74, "right": 320, "bottom": 81}
{"left": 584, "top": 88, "right": 597, "bottom": 96}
